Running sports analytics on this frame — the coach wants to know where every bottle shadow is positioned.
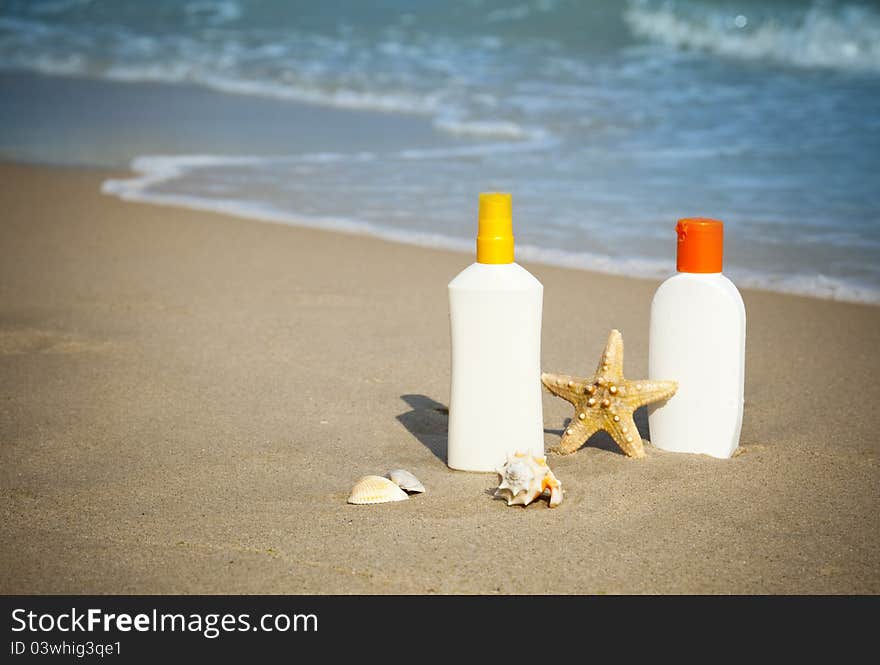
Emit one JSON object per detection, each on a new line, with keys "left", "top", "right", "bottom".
{"left": 397, "top": 394, "right": 450, "bottom": 464}
{"left": 398, "top": 395, "right": 653, "bottom": 462}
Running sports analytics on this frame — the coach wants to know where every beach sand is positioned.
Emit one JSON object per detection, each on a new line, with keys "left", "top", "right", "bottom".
{"left": 1, "top": 162, "right": 878, "bottom": 594}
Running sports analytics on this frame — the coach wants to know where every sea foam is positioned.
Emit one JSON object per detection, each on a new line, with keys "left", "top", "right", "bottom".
{"left": 625, "top": 0, "right": 880, "bottom": 72}
{"left": 5, "top": 1, "right": 879, "bottom": 305}
{"left": 102, "top": 154, "right": 880, "bottom": 306}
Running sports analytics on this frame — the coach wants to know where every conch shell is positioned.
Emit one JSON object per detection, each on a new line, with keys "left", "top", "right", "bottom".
{"left": 348, "top": 475, "right": 408, "bottom": 505}
{"left": 495, "top": 452, "right": 563, "bottom": 508}
{"left": 387, "top": 469, "right": 425, "bottom": 494}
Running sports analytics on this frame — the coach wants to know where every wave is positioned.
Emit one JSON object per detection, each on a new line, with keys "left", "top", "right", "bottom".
{"left": 432, "top": 116, "right": 534, "bottom": 140}
{"left": 729, "top": 270, "right": 880, "bottom": 305}
{"left": 624, "top": 0, "right": 880, "bottom": 73}
{"left": 3, "top": 0, "right": 878, "bottom": 158}
{"left": 183, "top": 1, "right": 242, "bottom": 26}
{"left": 100, "top": 158, "right": 684, "bottom": 284}
{"left": 101, "top": 154, "right": 880, "bottom": 306}
{"left": 28, "top": 0, "right": 95, "bottom": 16}
{"left": 6, "top": 0, "right": 879, "bottom": 305}
{"left": 0, "top": 54, "right": 535, "bottom": 141}
{"left": 116, "top": 69, "right": 442, "bottom": 116}
{"left": 108, "top": 133, "right": 559, "bottom": 182}
{"left": 102, "top": 157, "right": 478, "bottom": 255}
{"left": 0, "top": 12, "right": 552, "bottom": 141}
{"left": 0, "top": 16, "right": 441, "bottom": 112}
{"left": 486, "top": 242, "right": 880, "bottom": 304}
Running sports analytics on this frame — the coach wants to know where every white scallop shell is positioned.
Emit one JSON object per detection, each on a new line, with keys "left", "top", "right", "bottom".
{"left": 494, "top": 452, "right": 563, "bottom": 508}
{"left": 347, "top": 475, "right": 408, "bottom": 505}
{"left": 387, "top": 469, "right": 425, "bottom": 494}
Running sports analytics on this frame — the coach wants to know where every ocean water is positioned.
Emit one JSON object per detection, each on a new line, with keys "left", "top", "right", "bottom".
{"left": 2, "top": 0, "right": 880, "bottom": 302}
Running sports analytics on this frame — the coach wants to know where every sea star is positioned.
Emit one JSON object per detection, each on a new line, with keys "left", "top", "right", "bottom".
{"left": 541, "top": 329, "right": 677, "bottom": 458}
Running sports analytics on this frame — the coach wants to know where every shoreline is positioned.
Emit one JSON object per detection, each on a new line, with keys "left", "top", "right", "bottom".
{"left": 97, "top": 160, "right": 879, "bottom": 308}
{"left": 2, "top": 68, "right": 877, "bottom": 306}
{"left": 1, "top": 161, "right": 878, "bottom": 594}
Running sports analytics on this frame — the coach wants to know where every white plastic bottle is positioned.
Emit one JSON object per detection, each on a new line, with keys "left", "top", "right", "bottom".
{"left": 648, "top": 218, "right": 746, "bottom": 459}
{"left": 447, "top": 193, "right": 544, "bottom": 472}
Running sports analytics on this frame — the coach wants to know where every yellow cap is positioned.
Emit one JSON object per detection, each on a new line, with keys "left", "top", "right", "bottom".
{"left": 476, "top": 192, "right": 514, "bottom": 264}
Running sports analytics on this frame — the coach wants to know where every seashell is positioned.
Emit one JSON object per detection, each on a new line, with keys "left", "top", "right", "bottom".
{"left": 387, "top": 469, "right": 425, "bottom": 494}
{"left": 347, "top": 475, "right": 408, "bottom": 505}
{"left": 494, "top": 451, "right": 563, "bottom": 508}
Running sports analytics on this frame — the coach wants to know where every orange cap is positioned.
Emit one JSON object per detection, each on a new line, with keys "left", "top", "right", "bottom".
{"left": 676, "top": 218, "right": 723, "bottom": 273}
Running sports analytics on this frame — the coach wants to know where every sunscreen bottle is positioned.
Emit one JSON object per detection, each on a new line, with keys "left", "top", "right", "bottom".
{"left": 648, "top": 218, "right": 745, "bottom": 458}
{"left": 447, "top": 193, "right": 544, "bottom": 472}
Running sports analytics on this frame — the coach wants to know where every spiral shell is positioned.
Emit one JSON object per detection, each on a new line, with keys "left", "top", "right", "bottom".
{"left": 347, "top": 475, "right": 408, "bottom": 505}
{"left": 494, "top": 452, "right": 563, "bottom": 508}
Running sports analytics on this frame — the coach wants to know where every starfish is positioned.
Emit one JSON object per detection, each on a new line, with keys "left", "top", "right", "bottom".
{"left": 541, "top": 329, "right": 677, "bottom": 458}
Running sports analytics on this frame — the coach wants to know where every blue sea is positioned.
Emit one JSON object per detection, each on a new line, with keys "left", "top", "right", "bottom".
{"left": 2, "top": 0, "right": 879, "bottom": 302}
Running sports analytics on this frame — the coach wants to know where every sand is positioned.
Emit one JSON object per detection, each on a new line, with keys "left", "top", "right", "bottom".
{"left": 1, "top": 162, "right": 878, "bottom": 594}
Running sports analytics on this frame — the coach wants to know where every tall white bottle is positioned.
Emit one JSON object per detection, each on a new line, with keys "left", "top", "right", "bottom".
{"left": 447, "top": 193, "right": 544, "bottom": 472}
{"left": 648, "top": 218, "right": 746, "bottom": 459}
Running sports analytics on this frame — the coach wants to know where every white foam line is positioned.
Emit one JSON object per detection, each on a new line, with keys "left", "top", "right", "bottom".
{"left": 102, "top": 156, "right": 880, "bottom": 306}
{"left": 724, "top": 271, "right": 880, "bottom": 305}
{"left": 104, "top": 135, "right": 556, "bottom": 184}
{"left": 624, "top": 1, "right": 880, "bottom": 73}
{"left": 103, "top": 183, "right": 476, "bottom": 254}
